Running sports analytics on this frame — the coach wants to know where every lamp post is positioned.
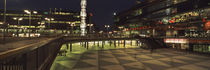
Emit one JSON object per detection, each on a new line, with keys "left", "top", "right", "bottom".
{"left": 2, "top": 0, "right": 7, "bottom": 41}
{"left": 70, "top": 23, "right": 76, "bottom": 34}
{"left": 24, "top": 10, "right": 37, "bottom": 37}
{"left": 105, "top": 25, "right": 110, "bottom": 37}
{"left": 45, "top": 18, "right": 54, "bottom": 29}
{"left": 118, "top": 26, "right": 124, "bottom": 38}
{"left": 87, "top": 24, "right": 93, "bottom": 34}
{"left": 13, "top": 17, "right": 23, "bottom": 37}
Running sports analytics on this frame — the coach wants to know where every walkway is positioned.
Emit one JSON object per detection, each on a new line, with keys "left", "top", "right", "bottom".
{"left": 0, "top": 37, "right": 55, "bottom": 52}
{"left": 51, "top": 44, "right": 210, "bottom": 70}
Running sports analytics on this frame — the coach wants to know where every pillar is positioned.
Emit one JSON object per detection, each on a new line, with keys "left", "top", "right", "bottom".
{"left": 70, "top": 43, "right": 72, "bottom": 52}
{"left": 81, "top": 42, "right": 84, "bottom": 47}
{"left": 131, "top": 40, "right": 132, "bottom": 46}
{"left": 118, "top": 40, "right": 120, "bottom": 46}
{"left": 102, "top": 41, "right": 104, "bottom": 48}
{"left": 124, "top": 40, "right": 126, "bottom": 48}
{"left": 87, "top": 42, "right": 89, "bottom": 49}
{"left": 98, "top": 41, "right": 100, "bottom": 47}
{"left": 66, "top": 43, "right": 69, "bottom": 49}
{"left": 94, "top": 41, "right": 95, "bottom": 46}
{"left": 136, "top": 41, "right": 138, "bottom": 46}
{"left": 114, "top": 40, "right": 116, "bottom": 48}
{"left": 109, "top": 40, "right": 112, "bottom": 46}
{"left": 85, "top": 42, "right": 87, "bottom": 48}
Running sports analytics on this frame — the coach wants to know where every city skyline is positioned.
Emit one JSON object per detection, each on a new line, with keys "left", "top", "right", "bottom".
{"left": 0, "top": 0, "right": 136, "bottom": 29}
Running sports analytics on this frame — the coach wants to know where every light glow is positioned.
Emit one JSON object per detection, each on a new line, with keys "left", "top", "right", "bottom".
{"left": 80, "top": 0, "right": 87, "bottom": 36}
{"left": 164, "top": 38, "right": 188, "bottom": 44}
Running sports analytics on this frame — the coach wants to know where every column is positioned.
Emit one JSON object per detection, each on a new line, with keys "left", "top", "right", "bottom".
{"left": 70, "top": 43, "right": 72, "bottom": 52}
{"left": 87, "top": 42, "right": 89, "bottom": 49}
{"left": 130, "top": 40, "right": 132, "bottom": 46}
{"left": 85, "top": 42, "right": 87, "bottom": 48}
{"left": 98, "top": 41, "right": 100, "bottom": 47}
{"left": 102, "top": 41, "right": 104, "bottom": 48}
{"left": 124, "top": 40, "right": 126, "bottom": 48}
{"left": 66, "top": 43, "right": 69, "bottom": 49}
{"left": 118, "top": 40, "right": 120, "bottom": 46}
{"left": 109, "top": 40, "right": 112, "bottom": 46}
{"left": 114, "top": 40, "right": 116, "bottom": 48}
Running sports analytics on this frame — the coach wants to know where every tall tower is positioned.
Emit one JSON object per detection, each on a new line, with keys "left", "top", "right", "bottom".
{"left": 80, "top": 0, "right": 87, "bottom": 36}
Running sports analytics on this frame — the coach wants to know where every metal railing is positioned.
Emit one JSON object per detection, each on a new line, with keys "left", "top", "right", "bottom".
{"left": 0, "top": 36, "right": 63, "bottom": 70}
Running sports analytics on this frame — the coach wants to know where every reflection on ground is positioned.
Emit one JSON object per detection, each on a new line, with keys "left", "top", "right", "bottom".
{"left": 51, "top": 41, "right": 210, "bottom": 70}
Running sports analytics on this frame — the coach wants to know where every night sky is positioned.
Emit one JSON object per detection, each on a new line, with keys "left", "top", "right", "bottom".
{"left": 0, "top": 0, "right": 136, "bottom": 28}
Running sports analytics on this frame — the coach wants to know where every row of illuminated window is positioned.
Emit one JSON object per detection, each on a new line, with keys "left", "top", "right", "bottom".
{"left": 44, "top": 21, "right": 80, "bottom": 24}
{"left": 0, "top": 13, "right": 42, "bottom": 17}
{"left": 160, "top": 9, "right": 205, "bottom": 24}
{"left": 8, "top": 25, "right": 45, "bottom": 28}
{"left": 193, "top": 45, "right": 210, "bottom": 53}
{"left": 52, "top": 12, "right": 75, "bottom": 15}
{"left": 146, "top": 0, "right": 187, "bottom": 14}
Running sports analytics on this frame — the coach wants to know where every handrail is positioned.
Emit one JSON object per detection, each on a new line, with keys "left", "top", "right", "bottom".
{"left": 0, "top": 35, "right": 63, "bottom": 61}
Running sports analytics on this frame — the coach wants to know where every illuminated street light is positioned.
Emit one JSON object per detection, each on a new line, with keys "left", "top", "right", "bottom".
{"left": 118, "top": 26, "right": 124, "bottom": 37}
{"left": 70, "top": 23, "right": 76, "bottom": 34}
{"left": 13, "top": 17, "right": 23, "bottom": 37}
{"left": 24, "top": 10, "right": 37, "bottom": 37}
{"left": 87, "top": 24, "right": 94, "bottom": 34}
{"left": 33, "top": 11, "right": 38, "bottom": 14}
{"left": 45, "top": 18, "right": 54, "bottom": 29}
{"left": 105, "top": 25, "right": 110, "bottom": 37}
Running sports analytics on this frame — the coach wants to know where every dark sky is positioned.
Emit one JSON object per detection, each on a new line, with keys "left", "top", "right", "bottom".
{"left": 0, "top": 0, "right": 136, "bottom": 28}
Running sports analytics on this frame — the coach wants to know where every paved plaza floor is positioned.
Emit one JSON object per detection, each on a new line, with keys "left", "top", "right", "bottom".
{"left": 51, "top": 43, "right": 210, "bottom": 70}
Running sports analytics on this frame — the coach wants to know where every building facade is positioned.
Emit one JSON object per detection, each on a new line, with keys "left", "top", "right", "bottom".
{"left": 0, "top": 9, "right": 91, "bottom": 37}
{"left": 114, "top": 0, "right": 210, "bottom": 53}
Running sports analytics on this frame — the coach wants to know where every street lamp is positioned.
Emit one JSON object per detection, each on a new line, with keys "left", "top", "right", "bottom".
{"left": 24, "top": 10, "right": 37, "bottom": 37}
{"left": 45, "top": 18, "right": 54, "bottom": 29}
{"left": 13, "top": 17, "right": 23, "bottom": 37}
{"left": 87, "top": 24, "right": 93, "bottom": 34}
{"left": 105, "top": 25, "right": 110, "bottom": 37}
{"left": 118, "top": 26, "right": 124, "bottom": 38}
{"left": 70, "top": 23, "right": 76, "bottom": 34}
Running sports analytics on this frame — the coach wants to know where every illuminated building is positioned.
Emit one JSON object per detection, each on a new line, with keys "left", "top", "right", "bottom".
{"left": 114, "top": 0, "right": 210, "bottom": 53}
{"left": 0, "top": 9, "right": 91, "bottom": 36}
